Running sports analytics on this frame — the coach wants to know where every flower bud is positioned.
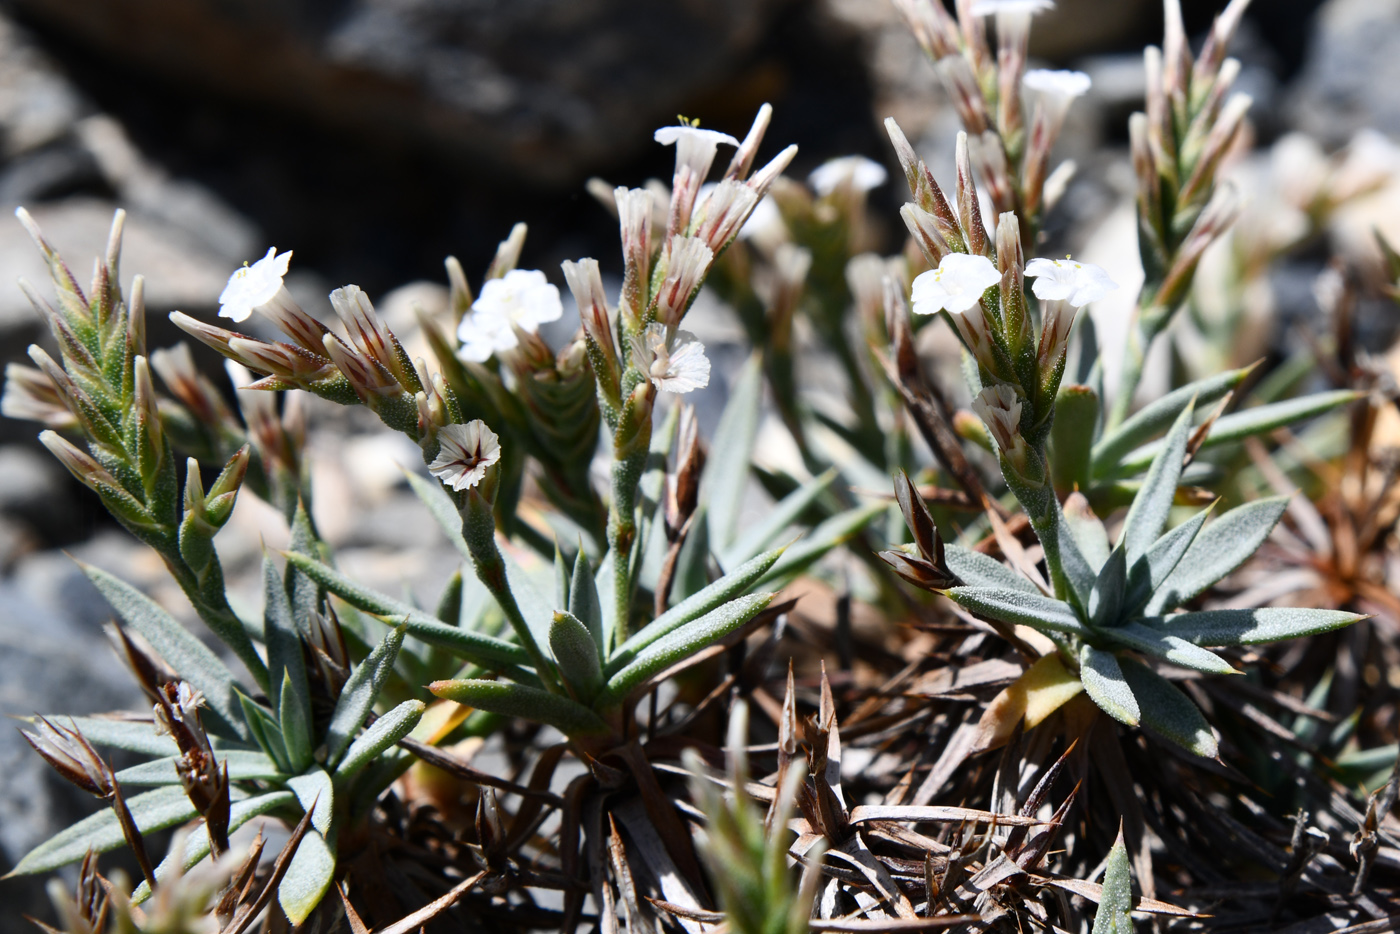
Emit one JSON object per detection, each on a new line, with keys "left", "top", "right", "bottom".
{"left": 616, "top": 186, "right": 654, "bottom": 331}
{"left": 655, "top": 124, "right": 740, "bottom": 236}
{"left": 484, "top": 223, "right": 528, "bottom": 281}
{"left": 650, "top": 235, "right": 713, "bottom": 328}
{"left": 562, "top": 258, "right": 622, "bottom": 408}
{"left": 330, "top": 285, "right": 421, "bottom": 393}
{"left": 972, "top": 384, "right": 1035, "bottom": 482}
{"left": 1, "top": 362, "right": 77, "bottom": 429}
{"left": 723, "top": 102, "right": 772, "bottom": 182}
{"left": 955, "top": 133, "right": 991, "bottom": 257}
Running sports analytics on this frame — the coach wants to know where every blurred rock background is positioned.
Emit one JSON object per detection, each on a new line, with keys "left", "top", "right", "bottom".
{"left": 0, "top": 0, "right": 1379, "bottom": 924}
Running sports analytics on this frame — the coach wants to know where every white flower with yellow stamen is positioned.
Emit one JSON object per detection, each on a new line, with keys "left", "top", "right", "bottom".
{"left": 429, "top": 420, "right": 502, "bottom": 492}
{"left": 1024, "top": 257, "right": 1118, "bottom": 307}
{"left": 910, "top": 252, "right": 1001, "bottom": 315}
{"left": 218, "top": 247, "right": 291, "bottom": 322}
{"left": 456, "top": 268, "right": 562, "bottom": 363}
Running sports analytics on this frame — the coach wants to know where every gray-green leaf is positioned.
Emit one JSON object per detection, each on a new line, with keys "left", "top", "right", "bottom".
{"left": 334, "top": 700, "right": 426, "bottom": 778}
{"left": 11, "top": 785, "right": 197, "bottom": 875}
{"left": 944, "top": 587, "right": 1088, "bottom": 636}
{"left": 1092, "top": 364, "right": 1251, "bottom": 477}
{"left": 719, "top": 468, "right": 837, "bottom": 570}
{"left": 1144, "top": 497, "right": 1287, "bottom": 614}
{"left": 1124, "top": 506, "right": 1210, "bottom": 614}
{"left": 1119, "top": 401, "right": 1193, "bottom": 564}
{"left": 944, "top": 544, "right": 1039, "bottom": 594}
{"left": 1143, "top": 607, "right": 1365, "bottom": 646}
{"left": 703, "top": 353, "right": 763, "bottom": 552}
{"left": 325, "top": 623, "right": 405, "bottom": 768}
{"left": 1078, "top": 645, "right": 1140, "bottom": 726}
{"left": 550, "top": 611, "right": 604, "bottom": 703}
{"left": 1103, "top": 622, "right": 1237, "bottom": 675}
{"left": 1091, "top": 830, "right": 1135, "bottom": 934}
{"left": 429, "top": 679, "right": 608, "bottom": 737}
{"left": 1120, "top": 657, "right": 1218, "bottom": 757}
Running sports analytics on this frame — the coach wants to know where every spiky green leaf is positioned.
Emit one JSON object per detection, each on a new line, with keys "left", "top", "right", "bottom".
{"left": 263, "top": 558, "right": 311, "bottom": 771}
{"left": 10, "top": 786, "right": 197, "bottom": 876}
{"left": 334, "top": 700, "right": 426, "bottom": 778}
{"left": 1091, "top": 831, "right": 1135, "bottom": 934}
{"left": 943, "top": 587, "right": 1088, "bottom": 636}
{"left": 600, "top": 593, "right": 773, "bottom": 705}
{"left": 944, "top": 545, "right": 1039, "bottom": 593}
{"left": 44, "top": 717, "right": 178, "bottom": 758}
{"left": 720, "top": 468, "right": 837, "bottom": 570}
{"left": 325, "top": 623, "right": 405, "bottom": 768}
{"left": 115, "top": 750, "right": 282, "bottom": 785}
{"left": 287, "top": 766, "right": 333, "bottom": 836}
{"left": 1091, "top": 365, "right": 1252, "bottom": 476}
{"left": 1144, "top": 497, "right": 1287, "bottom": 614}
{"left": 550, "top": 611, "right": 604, "bottom": 703}
{"left": 429, "top": 679, "right": 609, "bottom": 736}
{"left": 704, "top": 353, "right": 763, "bottom": 552}
{"left": 1103, "top": 622, "right": 1237, "bottom": 675}
{"left": 1088, "top": 547, "right": 1127, "bottom": 628}
{"left": 1144, "top": 607, "right": 1365, "bottom": 647}
{"left": 569, "top": 549, "right": 604, "bottom": 653}
{"left": 1119, "top": 402, "right": 1193, "bottom": 564}
{"left": 279, "top": 827, "right": 336, "bottom": 925}
{"left": 1125, "top": 506, "right": 1210, "bottom": 613}
{"left": 80, "top": 564, "right": 248, "bottom": 741}
{"left": 758, "top": 502, "right": 884, "bottom": 586}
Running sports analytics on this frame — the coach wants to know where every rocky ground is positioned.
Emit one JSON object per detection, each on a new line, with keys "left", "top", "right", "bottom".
{"left": 0, "top": 0, "right": 1387, "bottom": 925}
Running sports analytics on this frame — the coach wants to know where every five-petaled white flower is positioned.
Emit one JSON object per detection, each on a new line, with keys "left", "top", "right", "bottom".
{"left": 1022, "top": 69, "right": 1092, "bottom": 100}
{"left": 632, "top": 323, "right": 711, "bottom": 394}
{"left": 969, "top": 0, "right": 1054, "bottom": 15}
{"left": 429, "top": 420, "right": 502, "bottom": 492}
{"left": 808, "top": 156, "right": 889, "bottom": 196}
{"left": 219, "top": 247, "right": 291, "bottom": 322}
{"left": 1024, "top": 257, "right": 1118, "bottom": 307}
{"left": 911, "top": 253, "right": 1002, "bottom": 315}
{"left": 653, "top": 125, "right": 740, "bottom": 150}
{"left": 456, "top": 269, "right": 563, "bottom": 363}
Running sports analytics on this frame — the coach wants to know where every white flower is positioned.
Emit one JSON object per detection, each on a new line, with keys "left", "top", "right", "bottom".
{"left": 653, "top": 125, "right": 740, "bottom": 150}
{"left": 632, "top": 324, "right": 711, "bottom": 393}
{"left": 1022, "top": 69, "right": 1091, "bottom": 101}
{"left": 429, "top": 420, "right": 502, "bottom": 492}
{"left": 456, "top": 268, "right": 562, "bottom": 363}
{"left": 219, "top": 247, "right": 291, "bottom": 322}
{"left": 1024, "top": 257, "right": 1118, "bottom": 307}
{"left": 969, "top": 0, "right": 1054, "bottom": 14}
{"left": 808, "top": 156, "right": 888, "bottom": 196}
{"left": 910, "top": 253, "right": 1002, "bottom": 315}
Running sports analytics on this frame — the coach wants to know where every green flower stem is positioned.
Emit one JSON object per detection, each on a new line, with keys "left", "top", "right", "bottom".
{"left": 461, "top": 488, "right": 561, "bottom": 694}
{"left": 1000, "top": 450, "right": 1090, "bottom": 612}
{"left": 608, "top": 445, "right": 649, "bottom": 643}
{"left": 1104, "top": 312, "right": 1154, "bottom": 434}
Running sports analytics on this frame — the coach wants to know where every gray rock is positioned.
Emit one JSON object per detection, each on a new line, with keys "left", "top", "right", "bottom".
{"left": 12, "top": 0, "right": 786, "bottom": 184}
{"left": 1290, "top": 0, "right": 1400, "bottom": 145}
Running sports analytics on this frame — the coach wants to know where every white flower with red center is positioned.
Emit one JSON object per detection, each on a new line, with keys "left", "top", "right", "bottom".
{"left": 429, "top": 420, "right": 502, "bottom": 492}
{"left": 456, "top": 269, "right": 563, "bottom": 362}
{"left": 807, "top": 156, "right": 888, "bottom": 197}
{"left": 219, "top": 248, "right": 291, "bottom": 322}
{"left": 911, "top": 253, "right": 1002, "bottom": 315}
{"left": 1024, "top": 257, "right": 1118, "bottom": 307}
{"left": 632, "top": 324, "right": 711, "bottom": 394}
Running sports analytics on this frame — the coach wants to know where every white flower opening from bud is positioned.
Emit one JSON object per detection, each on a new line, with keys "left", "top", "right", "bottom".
{"left": 631, "top": 324, "right": 711, "bottom": 394}
{"left": 1022, "top": 69, "right": 1091, "bottom": 101}
{"left": 972, "top": 384, "right": 1033, "bottom": 475}
{"left": 911, "top": 252, "right": 1002, "bottom": 315}
{"left": 219, "top": 248, "right": 292, "bottom": 323}
{"left": 429, "top": 420, "right": 502, "bottom": 492}
{"left": 808, "top": 156, "right": 889, "bottom": 197}
{"left": 968, "top": 0, "right": 1054, "bottom": 15}
{"left": 456, "top": 269, "right": 563, "bottom": 363}
{"left": 654, "top": 125, "right": 741, "bottom": 175}
{"left": 1024, "top": 257, "right": 1118, "bottom": 308}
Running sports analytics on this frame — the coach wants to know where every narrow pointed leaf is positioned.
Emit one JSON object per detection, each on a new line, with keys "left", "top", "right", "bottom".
{"left": 278, "top": 672, "right": 313, "bottom": 773}
{"left": 1145, "top": 496, "right": 1287, "bottom": 614}
{"left": 670, "top": 504, "right": 712, "bottom": 604}
{"left": 1144, "top": 607, "right": 1365, "bottom": 646}
{"left": 1063, "top": 495, "right": 1110, "bottom": 573}
{"left": 334, "top": 699, "right": 426, "bottom": 778}
{"left": 1091, "top": 832, "right": 1135, "bottom": 934}
{"left": 1052, "top": 385, "right": 1098, "bottom": 493}
{"left": 285, "top": 503, "right": 320, "bottom": 638}
{"left": 282, "top": 551, "right": 531, "bottom": 670}
{"left": 944, "top": 544, "right": 1039, "bottom": 593}
{"left": 550, "top": 611, "right": 604, "bottom": 703}
{"left": 1088, "top": 547, "right": 1127, "bottom": 628}
{"left": 430, "top": 679, "right": 608, "bottom": 736}
{"left": 1115, "top": 390, "right": 1361, "bottom": 474}
{"left": 704, "top": 353, "right": 763, "bottom": 552}
{"left": 1078, "top": 645, "right": 1139, "bottom": 725}
{"left": 600, "top": 593, "right": 773, "bottom": 705}
{"left": 1120, "top": 657, "right": 1218, "bottom": 757}
{"left": 325, "top": 623, "right": 405, "bottom": 767}
{"left": 10, "top": 786, "right": 197, "bottom": 875}
{"left": 402, "top": 469, "right": 473, "bottom": 563}
{"left": 757, "top": 502, "right": 884, "bottom": 586}
{"left": 263, "top": 558, "right": 311, "bottom": 769}
{"left": 237, "top": 691, "right": 291, "bottom": 773}
{"left": 1092, "top": 365, "right": 1252, "bottom": 476}
{"left": 80, "top": 564, "right": 247, "bottom": 740}
{"left": 720, "top": 468, "right": 837, "bottom": 569}
{"left": 944, "top": 587, "right": 1088, "bottom": 636}
{"left": 1103, "top": 622, "right": 1237, "bottom": 674}
{"left": 1120, "top": 402, "right": 1193, "bottom": 564}
{"left": 1125, "top": 506, "right": 1210, "bottom": 613}
{"left": 569, "top": 550, "right": 604, "bottom": 653}
{"left": 115, "top": 750, "right": 282, "bottom": 785}
{"left": 609, "top": 544, "right": 785, "bottom": 673}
